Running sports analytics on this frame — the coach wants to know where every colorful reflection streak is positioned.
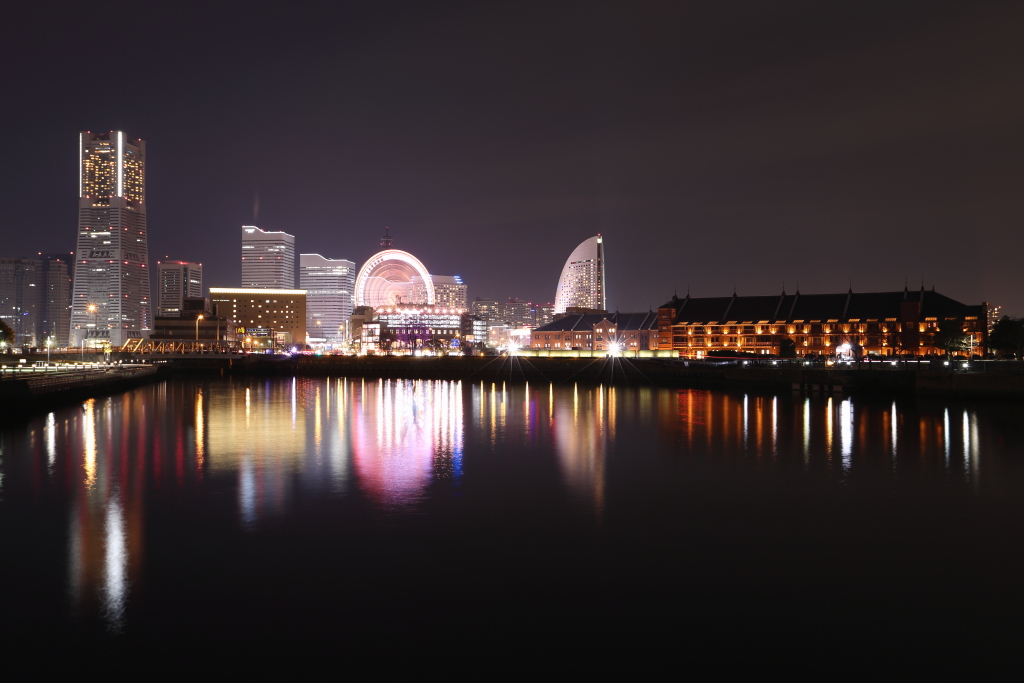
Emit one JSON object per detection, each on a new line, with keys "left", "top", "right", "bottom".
{"left": 664, "top": 390, "right": 986, "bottom": 481}
{"left": 1, "top": 378, "right": 1015, "bottom": 640}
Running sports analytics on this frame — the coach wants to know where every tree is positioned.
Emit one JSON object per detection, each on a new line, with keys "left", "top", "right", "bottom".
{"left": 0, "top": 317, "right": 12, "bottom": 346}
{"left": 933, "top": 325, "right": 972, "bottom": 358}
{"left": 778, "top": 336, "right": 797, "bottom": 358}
{"left": 989, "top": 316, "right": 1024, "bottom": 358}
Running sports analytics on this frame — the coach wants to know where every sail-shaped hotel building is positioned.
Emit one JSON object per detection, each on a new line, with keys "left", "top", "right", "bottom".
{"left": 553, "top": 235, "right": 606, "bottom": 313}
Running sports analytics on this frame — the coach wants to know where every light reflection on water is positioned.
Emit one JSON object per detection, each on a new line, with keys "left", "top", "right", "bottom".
{"left": 0, "top": 377, "right": 1019, "bottom": 638}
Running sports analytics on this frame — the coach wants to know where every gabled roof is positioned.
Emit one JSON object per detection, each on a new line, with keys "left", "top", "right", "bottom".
{"left": 660, "top": 289, "right": 983, "bottom": 324}
{"left": 533, "top": 311, "right": 658, "bottom": 333}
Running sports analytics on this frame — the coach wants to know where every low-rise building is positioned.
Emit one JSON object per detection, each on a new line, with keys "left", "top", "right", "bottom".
{"left": 210, "top": 287, "right": 306, "bottom": 349}
{"left": 530, "top": 311, "right": 658, "bottom": 352}
{"left": 656, "top": 287, "right": 987, "bottom": 358}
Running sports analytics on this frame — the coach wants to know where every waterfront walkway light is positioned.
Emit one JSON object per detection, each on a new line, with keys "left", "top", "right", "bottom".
{"left": 195, "top": 314, "right": 204, "bottom": 342}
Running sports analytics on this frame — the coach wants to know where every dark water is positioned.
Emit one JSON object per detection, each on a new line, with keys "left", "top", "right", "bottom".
{"left": 2, "top": 377, "right": 1023, "bottom": 663}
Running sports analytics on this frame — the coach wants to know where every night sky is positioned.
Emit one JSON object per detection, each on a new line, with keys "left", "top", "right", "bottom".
{"left": 4, "top": 1, "right": 1023, "bottom": 313}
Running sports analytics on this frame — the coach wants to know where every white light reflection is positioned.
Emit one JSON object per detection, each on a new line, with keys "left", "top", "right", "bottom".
{"left": 803, "top": 398, "right": 810, "bottom": 466}
{"left": 291, "top": 377, "right": 297, "bottom": 428}
{"left": 46, "top": 412, "right": 57, "bottom": 472}
{"left": 742, "top": 394, "right": 749, "bottom": 449}
{"left": 771, "top": 397, "right": 777, "bottom": 457}
{"left": 839, "top": 398, "right": 852, "bottom": 473}
{"left": 943, "top": 409, "right": 950, "bottom": 467}
{"left": 102, "top": 490, "right": 128, "bottom": 633}
{"left": 891, "top": 402, "right": 898, "bottom": 464}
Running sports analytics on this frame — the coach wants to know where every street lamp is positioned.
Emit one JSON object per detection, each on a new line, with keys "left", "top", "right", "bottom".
{"left": 46, "top": 335, "right": 53, "bottom": 364}
{"left": 195, "top": 314, "right": 204, "bottom": 341}
{"left": 84, "top": 304, "right": 97, "bottom": 361}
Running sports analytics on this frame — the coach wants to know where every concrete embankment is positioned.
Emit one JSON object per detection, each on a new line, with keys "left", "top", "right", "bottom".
{"left": 228, "top": 355, "right": 1024, "bottom": 398}
{"left": 0, "top": 366, "right": 159, "bottom": 420}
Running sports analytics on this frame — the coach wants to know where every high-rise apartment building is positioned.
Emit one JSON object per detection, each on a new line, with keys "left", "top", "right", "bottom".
{"left": 554, "top": 235, "right": 605, "bottom": 314}
{"left": 39, "top": 253, "right": 73, "bottom": 346}
{"left": 299, "top": 254, "right": 355, "bottom": 341}
{"left": 71, "top": 131, "right": 151, "bottom": 347}
{"left": 0, "top": 258, "right": 41, "bottom": 346}
{"left": 242, "top": 226, "right": 295, "bottom": 289}
{"left": 472, "top": 297, "right": 497, "bottom": 322}
{"left": 410, "top": 275, "right": 467, "bottom": 309}
{"left": 157, "top": 261, "right": 203, "bottom": 317}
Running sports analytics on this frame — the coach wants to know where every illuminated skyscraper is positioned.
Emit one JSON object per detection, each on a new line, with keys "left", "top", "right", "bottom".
{"left": 71, "top": 131, "right": 151, "bottom": 347}
{"left": 157, "top": 261, "right": 203, "bottom": 317}
{"left": 299, "top": 253, "right": 355, "bottom": 342}
{"left": 241, "top": 226, "right": 295, "bottom": 289}
{"left": 553, "top": 235, "right": 605, "bottom": 314}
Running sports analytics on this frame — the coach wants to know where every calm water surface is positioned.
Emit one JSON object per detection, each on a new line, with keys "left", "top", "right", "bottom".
{"left": 2, "top": 377, "right": 1023, "bottom": 659}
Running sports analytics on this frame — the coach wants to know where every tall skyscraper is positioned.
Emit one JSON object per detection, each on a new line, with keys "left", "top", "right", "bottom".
{"left": 241, "top": 226, "right": 295, "bottom": 289}
{"left": 157, "top": 261, "right": 203, "bottom": 317}
{"left": 70, "top": 131, "right": 151, "bottom": 347}
{"left": 299, "top": 254, "right": 355, "bottom": 341}
{"left": 553, "top": 235, "right": 606, "bottom": 314}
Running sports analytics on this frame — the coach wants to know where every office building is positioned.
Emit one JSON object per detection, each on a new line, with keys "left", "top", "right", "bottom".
{"left": 38, "top": 253, "right": 73, "bottom": 346}
{"left": 241, "top": 226, "right": 295, "bottom": 289}
{"left": 410, "top": 275, "right": 467, "bottom": 309}
{"left": 471, "top": 298, "right": 497, "bottom": 322}
{"left": 299, "top": 253, "right": 355, "bottom": 342}
{"left": 210, "top": 287, "right": 306, "bottom": 348}
{"left": 71, "top": 131, "right": 151, "bottom": 347}
{"left": 0, "top": 258, "right": 41, "bottom": 346}
{"left": 157, "top": 261, "right": 203, "bottom": 317}
{"left": 656, "top": 287, "right": 987, "bottom": 358}
{"left": 554, "top": 235, "right": 605, "bottom": 314}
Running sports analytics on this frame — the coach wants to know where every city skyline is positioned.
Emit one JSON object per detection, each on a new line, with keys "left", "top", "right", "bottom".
{"left": 3, "top": 3, "right": 1023, "bottom": 316}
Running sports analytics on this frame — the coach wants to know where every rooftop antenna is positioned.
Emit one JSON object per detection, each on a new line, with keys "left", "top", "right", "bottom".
{"left": 381, "top": 226, "right": 394, "bottom": 248}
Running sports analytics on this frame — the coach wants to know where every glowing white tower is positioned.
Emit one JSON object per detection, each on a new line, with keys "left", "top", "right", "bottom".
{"left": 553, "top": 235, "right": 605, "bottom": 313}
{"left": 71, "top": 131, "right": 150, "bottom": 347}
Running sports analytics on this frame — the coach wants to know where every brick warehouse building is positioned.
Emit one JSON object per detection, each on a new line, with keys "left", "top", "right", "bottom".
{"left": 656, "top": 287, "right": 987, "bottom": 358}
{"left": 531, "top": 311, "right": 659, "bottom": 352}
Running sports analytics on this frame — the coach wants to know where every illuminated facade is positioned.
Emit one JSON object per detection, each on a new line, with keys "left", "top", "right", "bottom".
{"left": 376, "top": 304, "right": 464, "bottom": 350}
{"left": 554, "top": 235, "right": 605, "bottom": 314}
{"left": 210, "top": 288, "right": 306, "bottom": 348}
{"left": 299, "top": 254, "right": 355, "bottom": 342}
{"left": 656, "top": 288, "right": 988, "bottom": 358}
{"left": 354, "top": 249, "right": 434, "bottom": 307}
{"left": 530, "top": 311, "right": 658, "bottom": 352}
{"left": 38, "top": 254, "right": 72, "bottom": 346}
{"left": 410, "top": 275, "right": 467, "bottom": 309}
{"left": 157, "top": 261, "right": 203, "bottom": 317}
{"left": 71, "top": 131, "right": 151, "bottom": 347}
{"left": 241, "top": 226, "right": 295, "bottom": 289}
{"left": 0, "top": 258, "right": 40, "bottom": 346}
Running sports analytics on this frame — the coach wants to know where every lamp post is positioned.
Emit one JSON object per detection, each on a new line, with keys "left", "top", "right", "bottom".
{"left": 46, "top": 335, "right": 52, "bottom": 364}
{"left": 195, "top": 314, "right": 204, "bottom": 341}
{"left": 84, "top": 304, "right": 97, "bottom": 361}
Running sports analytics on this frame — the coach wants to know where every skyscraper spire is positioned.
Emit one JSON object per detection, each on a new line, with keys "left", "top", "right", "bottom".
{"left": 381, "top": 227, "right": 394, "bottom": 248}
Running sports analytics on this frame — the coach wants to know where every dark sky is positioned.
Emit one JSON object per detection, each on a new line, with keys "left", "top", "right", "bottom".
{"left": 4, "top": 1, "right": 1023, "bottom": 313}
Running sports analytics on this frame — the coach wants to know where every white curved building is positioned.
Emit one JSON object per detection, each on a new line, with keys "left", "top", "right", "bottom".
{"left": 554, "top": 235, "right": 605, "bottom": 313}
{"left": 354, "top": 249, "right": 435, "bottom": 307}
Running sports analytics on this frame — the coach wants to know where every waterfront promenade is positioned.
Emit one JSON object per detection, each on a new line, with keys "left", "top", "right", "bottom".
{"left": 3, "top": 353, "right": 1024, "bottom": 420}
